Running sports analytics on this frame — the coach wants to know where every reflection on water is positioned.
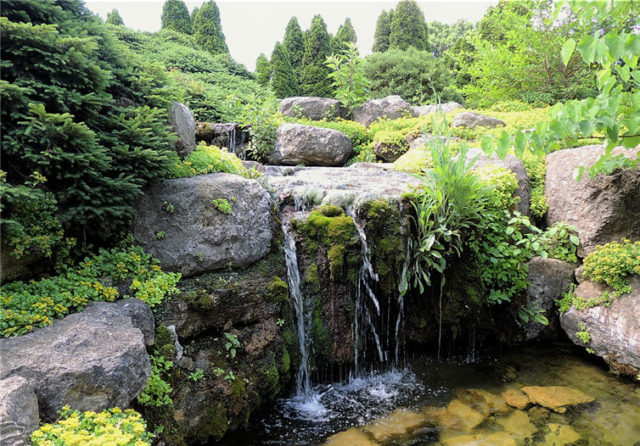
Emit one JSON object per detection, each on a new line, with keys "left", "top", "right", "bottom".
{"left": 217, "top": 343, "right": 640, "bottom": 445}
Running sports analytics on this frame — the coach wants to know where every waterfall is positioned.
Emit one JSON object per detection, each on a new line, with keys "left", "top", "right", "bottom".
{"left": 395, "top": 241, "right": 411, "bottom": 365}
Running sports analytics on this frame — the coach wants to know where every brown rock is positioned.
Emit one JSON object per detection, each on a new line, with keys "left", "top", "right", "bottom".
{"left": 441, "top": 431, "right": 516, "bottom": 446}
{"left": 363, "top": 409, "right": 428, "bottom": 442}
{"left": 323, "top": 428, "right": 377, "bottom": 446}
{"left": 502, "top": 388, "right": 530, "bottom": 410}
{"left": 544, "top": 423, "right": 581, "bottom": 446}
{"left": 521, "top": 386, "right": 594, "bottom": 413}
{"left": 496, "top": 410, "right": 536, "bottom": 441}
{"left": 457, "top": 388, "right": 510, "bottom": 415}
{"left": 438, "top": 399, "right": 486, "bottom": 431}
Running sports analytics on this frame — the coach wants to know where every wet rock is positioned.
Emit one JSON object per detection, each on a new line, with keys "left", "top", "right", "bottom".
{"left": 0, "top": 300, "right": 152, "bottom": 421}
{"left": 441, "top": 431, "right": 516, "bottom": 446}
{"left": 502, "top": 388, "right": 530, "bottom": 410}
{"left": 439, "top": 399, "right": 486, "bottom": 431}
{"left": 324, "top": 428, "right": 377, "bottom": 446}
{"left": 520, "top": 386, "right": 594, "bottom": 413}
{"left": 269, "top": 123, "right": 353, "bottom": 166}
{"left": 457, "top": 388, "right": 509, "bottom": 415}
{"left": 559, "top": 277, "right": 640, "bottom": 375}
{"left": 195, "top": 122, "right": 249, "bottom": 158}
{"left": 352, "top": 95, "right": 415, "bottom": 127}
{"left": 451, "top": 111, "right": 506, "bottom": 129}
{"left": 545, "top": 145, "right": 640, "bottom": 257}
{"left": 169, "top": 101, "right": 196, "bottom": 157}
{"left": 133, "top": 173, "right": 273, "bottom": 277}
{"left": 363, "top": 409, "right": 428, "bottom": 442}
{"left": 412, "top": 102, "right": 462, "bottom": 116}
{"left": 280, "top": 96, "right": 347, "bottom": 120}
{"left": 0, "top": 376, "right": 39, "bottom": 446}
{"left": 544, "top": 423, "right": 581, "bottom": 446}
{"left": 496, "top": 410, "right": 536, "bottom": 442}
{"left": 525, "top": 257, "right": 576, "bottom": 340}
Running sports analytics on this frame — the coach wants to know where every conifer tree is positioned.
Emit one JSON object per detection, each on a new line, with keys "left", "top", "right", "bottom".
{"left": 389, "top": 0, "right": 427, "bottom": 51}
{"left": 270, "top": 43, "right": 299, "bottom": 98}
{"left": 373, "top": 10, "right": 393, "bottom": 52}
{"left": 106, "top": 9, "right": 124, "bottom": 26}
{"left": 190, "top": 6, "right": 199, "bottom": 24}
{"left": 283, "top": 17, "right": 305, "bottom": 77}
{"left": 192, "top": 0, "right": 229, "bottom": 55}
{"left": 300, "top": 15, "right": 333, "bottom": 97}
{"left": 255, "top": 53, "right": 272, "bottom": 87}
{"left": 161, "top": 0, "right": 191, "bottom": 34}
{"left": 331, "top": 17, "right": 357, "bottom": 54}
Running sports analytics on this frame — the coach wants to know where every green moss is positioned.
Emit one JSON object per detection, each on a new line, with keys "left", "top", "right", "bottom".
{"left": 311, "top": 304, "right": 332, "bottom": 363}
{"left": 303, "top": 262, "right": 319, "bottom": 289}
{"left": 181, "top": 289, "right": 215, "bottom": 311}
{"left": 257, "top": 355, "right": 281, "bottom": 399}
{"left": 280, "top": 347, "right": 291, "bottom": 374}
{"left": 328, "top": 245, "right": 345, "bottom": 280}
{"left": 267, "top": 275, "right": 289, "bottom": 303}
{"left": 230, "top": 379, "right": 246, "bottom": 402}
{"left": 200, "top": 402, "right": 228, "bottom": 441}
{"left": 317, "top": 204, "right": 343, "bottom": 217}
{"left": 154, "top": 325, "right": 177, "bottom": 359}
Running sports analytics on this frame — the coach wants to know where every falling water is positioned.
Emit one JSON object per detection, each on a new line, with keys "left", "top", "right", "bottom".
{"left": 395, "top": 241, "right": 411, "bottom": 364}
{"left": 228, "top": 127, "right": 236, "bottom": 155}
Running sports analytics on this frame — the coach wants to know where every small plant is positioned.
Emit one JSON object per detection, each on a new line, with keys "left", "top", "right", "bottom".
{"left": 189, "top": 368, "right": 205, "bottom": 382}
{"left": 211, "top": 198, "right": 232, "bottom": 214}
{"left": 276, "top": 318, "right": 285, "bottom": 327}
{"left": 212, "top": 367, "right": 224, "bottom": 377}
{"left": 576, "top": 323, "right": 591, "bottom": 345}
{"left": 518, "top": 304, "right": 549, "bottom": 326}
{"left": 224, "top": 332, "right": 241, "bottom": 358}
{"left": 137, "top": 355, "right": 173, "bottom": 407}
{"left": 196, "top": 252, "right": 204, "bottom": 262}
{"left": 162, "top": 201, "right": 175, "bottom": 214}
{"left": 155, "top": 231, "right": 165, "bottom": 240}
{"left": 224, "top": 370, "right": 236, "bottom": 383}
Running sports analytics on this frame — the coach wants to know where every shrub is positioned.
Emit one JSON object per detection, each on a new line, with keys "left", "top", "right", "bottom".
{"left": 171, "top": 143, "right": 247, "bottom": 178}
{"left": 583, "top": 240, "right": 640, "bottom": 296}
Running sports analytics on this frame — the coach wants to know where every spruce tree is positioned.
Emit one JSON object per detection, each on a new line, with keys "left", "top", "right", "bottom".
{"left": 270, "top": 43, "right": 299, "bottom": 98}
{"left": 373, "top": 10, "right": 393, "bottom": 52}
{"left": 389, "top": 0, "right": 427, "bottom": 51}
{"left": 161, "top": 0, "right": 191, "bottom": 34}
{"left": 106, "top": 9, "right": 124, "bottom": 26}
{"left": 331, "top": 17, "right": 357, "bottom": 54}
{"left": 192, "top": 0, "right": 229, "bottom": 55}
{"left": 300, "top": 15, "right": 333, "bottom": 97}
{"left": 255, "top": 53, "right": 272, "bottom": 87}
{"left": 283, "top": 17, "right": 305, "bottom": 77}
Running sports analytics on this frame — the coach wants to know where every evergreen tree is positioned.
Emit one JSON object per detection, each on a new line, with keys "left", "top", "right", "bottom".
{"left": 331, "top": 17, "right": 357, "bottom": 54}
{"left": 190, "top": 6, "right": 199, "bottom": 24}
{"left": 300, "top": 15, "right": 333, "bottom": 97}
{"left": 270, "top": 43, "right": 299, "bottom": 98}
{"left": 161, "top": 0, "right": 191, "bottom": 34}
{"left": 192, "top": 0, "right": 229, "bottom": 55}
{"left": 373, "top": 10, "right": 393, "bottom": 52}
{"left": 106, "top": 8, "right": 124, "bottom": 26}
{"left": 255, "top": 53, "right": 272, "bottom": 87}
{"left": 389, "top": 0, "right": 427, "bottom": 51}
{"left": 283, "top": 17, "right": 305, "bottom": 77}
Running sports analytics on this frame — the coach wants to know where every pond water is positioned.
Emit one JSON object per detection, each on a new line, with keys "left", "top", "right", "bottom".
{"left": 217, "top": 343, "right": 640, "bottom": 446}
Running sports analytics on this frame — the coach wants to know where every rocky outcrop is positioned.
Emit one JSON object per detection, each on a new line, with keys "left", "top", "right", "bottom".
{"left": 269, "top": 123, "right": 353, "bottom": 167}
{"left": 195, "top": 122, "right": 249, "bottom": 158}
{"left": 452, "top": 112, "right": 506, "bottom": 129}
{"left": 133, "top": 173, "right": 273, "bottom": 277}
{"left": 279, "top": 96, "right": 347, "bottom": 120}
{"left": 352, "top": 95, "right": 415, "bottom": 127}
{"left": 412, "top": 102, "right": 462, "bottom": 116}
{"left": 0, "top": 376, "right": 39, "bottom": 446}
{"left": 560, "top": 276, "right": 640, "bottom": 376}
{"left": 545, "top": 145, "right": 640, "bottom": 256}
{"left": 0, "top": 300, "right": 152, "bottom": 421}
{"left": 169, "top": 101, "right": 196, "bottom": 157}
{"left": 524, "top": 257, "right": 575, "bottom": 340}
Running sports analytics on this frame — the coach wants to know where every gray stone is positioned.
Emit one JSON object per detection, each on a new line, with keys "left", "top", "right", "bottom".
{"left": 195, "top": 122, "right": 249, "bottom": 158}
{"left": 412, "top": 102, "right": 463, "bottom": 116}
{"left": 279, "top": 96, "right": 347, "bottom": 120}
{"left": 525, "top": 257, "right": 576, "bottom": 340}
{"left": 545, "top": 145, "right": 640, "bottom": 257}
{"left": 0, "top": 300, "right": 152, "bottom": 421}
{"left": 352, "top": 95, "right": 416, "bottom": 127}
{"left": 169, "top": 101, "right": 196, "bottom": 157}
{"left": 133, "top": 173, "right": 273, "bottom": 277}
{"left": 452, "top": 111, "right": 506, "bottom": 129}
{"left": 560, "top": 277, "right": 640, "bottom": 376}
{"left": 0, "top": 376, "right": 39, "bottom": 446}
{"left": 269, "top": 123, "right": 353, "bottom": 167}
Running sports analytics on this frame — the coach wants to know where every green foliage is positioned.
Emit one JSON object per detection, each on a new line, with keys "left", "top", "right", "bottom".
{"left": 300, "top": 15, "right": 333, "bottom": 97}
{"left": 426, "top": 20, "right": 474, "bottom": 57}
{"left": 138, "top": 355, "right": 173, "bottom": 407}
{"left": 255, "top": 53, "right": 272, "bottom": 87}
{"left": 235, "top": 95, "right": 282, "bottom": 162}
{"left": 189, "top": 368, "right": 205, "bottom": 382}
{"left": 171, "top": 143, "right": 247, "bottom": 177}
{"left": 326, "top": 42, "right": 369, "bottom": 111}
{"left": 161, "top": 0, "right": 191, "bottom": 34}
{"left": 373, "top": 9, "right": 393, "bottom": 53}
{"left": 31, "top": 406, "right": 153, "bottom": 446}
{"left": 211, "top": 198, "right": 232, "bottom": 215}
{"left": 270, "top": 42, "right": 299, "bottom": 98}
{"left": 106, "top": 8, "right": 124, "bottom": 26}
{"left": 389, "top": 0, "right": 427, "bottom": 51}
{"left": 224, "top": 332, "right": 242, "bottom": 358}
{"left": 283, "top": 17, "right": 305, "bottom": 78}
{"left": 518, "top": 303, "right": 549, "bottom": 326}
{"left": 0, "top": 245, "right": 180, "bottom": 337}
{"left": 576, "top": 323, "right": 591, "bottom": 344}
{"left": 192, "top": 0, "right": 228, "bottom": 55}
{"left": 331, "top": 17, "right": 357, "bottom": 54}
{"left": 583, "top": 240, "right": 640, "bottom": 296}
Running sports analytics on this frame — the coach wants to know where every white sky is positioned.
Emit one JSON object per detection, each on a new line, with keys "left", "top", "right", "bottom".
{"left": 84, "top": 0, "right": 497, "bottom": 71}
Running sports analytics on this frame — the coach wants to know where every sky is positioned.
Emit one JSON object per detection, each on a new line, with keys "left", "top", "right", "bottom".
{"left": 85, "top": 0, "right": 497, "bottom": 71}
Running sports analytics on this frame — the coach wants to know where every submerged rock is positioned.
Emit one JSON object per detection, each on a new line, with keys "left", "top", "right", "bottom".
{"left": 363, "top": 409, "right": 428, "bottom": 442}
{"left": 352, "top": 95, "right": 415, "bottom": 127}
{"left": 520, "top": 386, "right": 594, "bottom": 413}
{"left": 0, "top": 376, "right": 39, "bottom": 446}
{"left": 496, "top": 410, "right": 536, "bottom": 442}
{"left": 269, "top": 123, "right": 353, "bottom": 166}
{"left": 280, "top": 96, "right": 347, "bottom": 120}
{"left": 502, "top": 388, "right": 530, "bottom": 410}
{"left": 544, "top": 423, "right": 581, "bottom": 446}
{"left": 441, "top": 431, "right": 516, "bottom": 446}
{"left": 457, "top": 388, "right": 509, "bottom": 416}
{"left": 439, "top": 399, "right": 486, "bottom": 431}
{"left": 324, "top": 428, "right": 377, "bottom": 446}
{"left": 169, "top": 101, "right": 196, "bottom": 157}
{"left": 451, "top": 111, "right": 506, "bottom": 129}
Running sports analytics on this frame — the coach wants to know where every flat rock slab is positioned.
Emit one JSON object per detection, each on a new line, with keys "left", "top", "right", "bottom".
{"left": 496, "top": 410, "right": 536, "bottom": 441}
{"left": 363, "top": 409, "right": 427, "bottom": 442}
{"left": 502, "top": 388, "right": 530, "bottom": 410}
{"left": 323, "top": 428, "right": 377, "bottom": 446}
{"left": 269, "top": 123, "right": 353, "bottom": 166}
{"left": 0, "top": 376, "right": 39, "bottom": 446}
{"left": 457, "top": 388, "right": 509, "bottom": 415}
{"left": 544, "top": 423, "right": 581, "bottom": 446}
{"left": 521, "top": 386, "right": 594, "bottom": 413}
{"left": 439, "top": 399, "right": 486, "bottom": 432}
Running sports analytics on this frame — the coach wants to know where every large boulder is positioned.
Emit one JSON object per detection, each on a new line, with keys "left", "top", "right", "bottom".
{"left": 279, "top": 96, "right": 347, "bottom": 120}
{"left": 352, "top": 95, "right": 416, "bottom": 127}
{"left": 133, "top": 173, "right": 273, "bottom": 277}
{"left": 412, "top": 102, "right": 463, "bottom": 116}
{"left": 452, "top": 112, "right": 506, "bottom": 129}
{"left": 169, "top": 101, "right": 196, "bottom": 158}
{"left": 524, "top": 257, "right": 575, "bottom": 340}
{"left": 0, "top": 376, "right": 39, "bottom": 446}
{"left": 269, "top": 123, "right": 353, "bottom": 166}
{"left": 545, "top": 145, "right": 640, "bottom": 257}
{"left": 560, "top": 277, "right": 640, "bottom": 376}
{"left": 0, "top": 299, "right": 152, "bottom": 421}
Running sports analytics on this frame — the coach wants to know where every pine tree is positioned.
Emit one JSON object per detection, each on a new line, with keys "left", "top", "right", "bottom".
{"left": 190, "top": 6, "right": 199, "bottom": 24}
{"left": 300, "top": 15, "right": 333, "bottom": 97}
{"left": 161, "top": 0, "right": 191, "bottom": 34}
{"left": 270, "top": 43, "right": 299, "bottom": 98}
{"left": 373, "top": 10, "right": 393, "bottom": 52}
{"left": 106, "top": 8, "right": 124, "bottom": 26}
{"left": 255, "top": 53, "right": 272, "bottom": 87}
{"left": 389, "top": 0, "right": 427, "bottom": 51}
{"left": 283, "top": 17, "right": 305, "bottom": 77}
{"left": 331, "top": 17, "right": 357, "bottom": 54}
{"left": 192, "top": 0, "right": 229, "bottom": 55}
